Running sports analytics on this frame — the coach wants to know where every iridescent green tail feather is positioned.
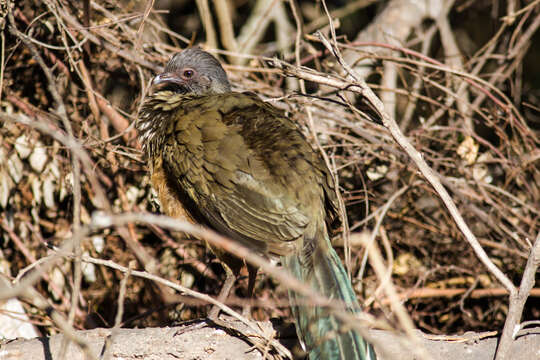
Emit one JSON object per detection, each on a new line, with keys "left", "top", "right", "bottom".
{"left": 282, "top": 233, "right": 376, "bottom": 360}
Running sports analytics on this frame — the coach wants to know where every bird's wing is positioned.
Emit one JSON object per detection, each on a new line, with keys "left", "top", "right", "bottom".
{"left": 162, "top": 92, "right": 333, "bottom": 256}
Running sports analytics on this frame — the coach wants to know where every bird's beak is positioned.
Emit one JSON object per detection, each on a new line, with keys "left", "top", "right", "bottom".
{"left": 153, "top": 72, "right": 184, "bottom": 86}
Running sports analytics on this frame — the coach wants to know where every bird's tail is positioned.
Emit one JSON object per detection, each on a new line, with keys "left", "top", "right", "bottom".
{"left": 281, "top": 232, "right": 376, "bottom": 360}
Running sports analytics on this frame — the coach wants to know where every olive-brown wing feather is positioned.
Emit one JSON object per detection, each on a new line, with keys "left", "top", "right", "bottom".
{"left": 161, "top": 93, "right": 316, "bottom": 256}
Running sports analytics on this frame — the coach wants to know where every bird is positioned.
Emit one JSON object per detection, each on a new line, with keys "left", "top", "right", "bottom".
{"left": 136, "top": 47, "right": 376, "bottom": 360}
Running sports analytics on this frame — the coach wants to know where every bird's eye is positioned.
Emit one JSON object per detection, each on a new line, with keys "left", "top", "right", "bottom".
{"left": 182, "top": 69, "right": 194, "bottom": 79}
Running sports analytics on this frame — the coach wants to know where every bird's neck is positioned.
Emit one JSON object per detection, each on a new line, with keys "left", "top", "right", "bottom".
{"left": 136, "top": 91, "right": 188, "bottom": 160}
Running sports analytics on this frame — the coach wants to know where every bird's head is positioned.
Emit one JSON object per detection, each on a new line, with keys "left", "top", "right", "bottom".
{"left": 153, "top": 48, "right": 231, "bottom": 95}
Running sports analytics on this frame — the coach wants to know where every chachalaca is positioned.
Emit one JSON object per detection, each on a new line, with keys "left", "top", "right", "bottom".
{"left": 136, "top": 48, "right": 376, "bottom": 360}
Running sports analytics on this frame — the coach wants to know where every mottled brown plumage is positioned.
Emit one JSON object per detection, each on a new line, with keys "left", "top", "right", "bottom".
{"left": 137, "top": 48, "right": 375, "bottom": 360}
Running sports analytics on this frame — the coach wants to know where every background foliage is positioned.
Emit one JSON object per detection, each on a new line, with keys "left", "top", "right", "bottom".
{"left": 1, "top": 0, "right": 539, "bottom": 350}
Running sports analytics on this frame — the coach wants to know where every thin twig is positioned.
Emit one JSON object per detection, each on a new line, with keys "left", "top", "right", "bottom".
{"left": 495, "top": 232, "right": 540, "bottom": 360}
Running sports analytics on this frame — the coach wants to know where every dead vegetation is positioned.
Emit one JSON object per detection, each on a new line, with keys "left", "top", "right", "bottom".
{"left": 0, "top": 0, "right": 539, "bottom": 359}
